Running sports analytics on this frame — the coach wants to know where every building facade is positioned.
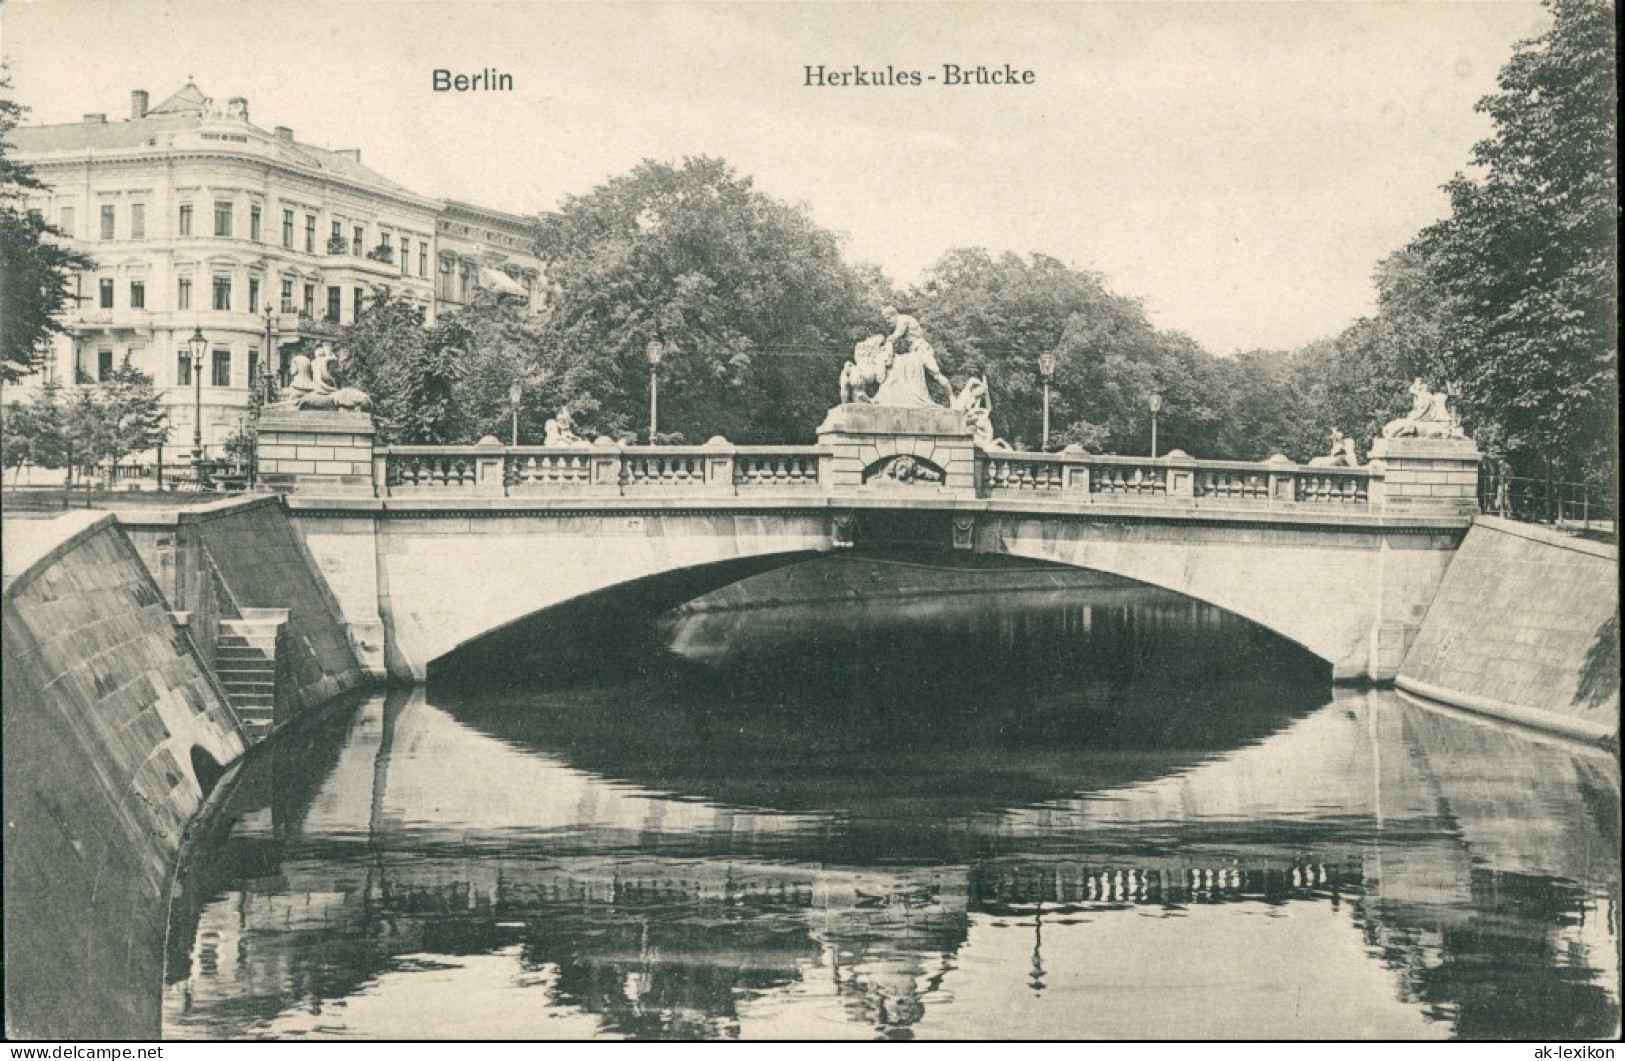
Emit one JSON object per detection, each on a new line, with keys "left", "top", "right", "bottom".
{"left": 10, "top": 83, "right": 546, "bottom": 461}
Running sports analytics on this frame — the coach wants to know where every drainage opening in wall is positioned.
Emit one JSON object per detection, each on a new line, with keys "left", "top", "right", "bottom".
{"left": 190, "top": 746, "right": 225, "bottom": 798}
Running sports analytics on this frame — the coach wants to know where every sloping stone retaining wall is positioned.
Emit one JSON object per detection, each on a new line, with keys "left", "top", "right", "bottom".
{"left": 2, "top": 513, "right": 248, "bottom": 1040}
{"left": 1398, "top": 516, "right": 1618, "bottom": 743}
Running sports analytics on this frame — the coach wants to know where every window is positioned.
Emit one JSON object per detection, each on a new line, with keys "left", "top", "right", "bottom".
{"left": 304, "top": 214, "right": 316, "bottom": 253}
{"left": 250, "top": 205, "right": 262, "bottom": 242}
{"left": 129, "top": 281, "right": 145, "bottom": 309}
{"left": 332, "top": 219, "right": 344, "bottom": 248}
{"left": 178, "top": 277, "right": 192, "bottom": 310}
{"left": 418, "top": 243, "right": 428, "bottom": 278}
{"left": 100, "top": 204, "right": 115, "bottom": 240}
{"left": 213, "top": 276, "right": 232, "bottom": 312}
{"left": 353, "top": 225, "right": 365, "bottom": 256}
{"left": 59, "top": 206, "right": 75, "bottom": 237}
{"left": 381, "top": 232, "right": 393, "bottom": 253}
{"left": 354, "top": 286, "right": 366, "bottom": 318}
{"left": 326, "top": 286, "right": 342, "bottom": 322}
{"left": 438, "top": 255, "right": 455, "bottom": 300}
{"left": 400, "top": 239, "right": 410, "bottom": 274}
{"left": 281, "top": 278, "right": 294, "bottom": 313}
{"left": 282, "top": 208, "right": 294, "bottom": 248}
{"left": 98, "top": 349, "right": 114, "bottom": 381}
{"left": 248, "top": 278, "right": 260, "bottom": 313}
{"left": 303, "top": 283, "right": 315, "bottom": 315}
{"left": 130, "top": 203, "right": 145, "bottom": 240}
{"left": 179, "top": 204, "right": 193, "bottom": 236}
{"left": 211, "top": 349, "right": 232, "bottom": 388}
{"left": 214, "top": 201, "right": 233, "bottom": 237}
{"left": 247, "top": 348, "right": 259, "bottom": 391}
{"left": 99, "top": 277, "right": 114, "bottom": 308}
{"left": 176, "top": 351, "right": 193, "bottom": 387}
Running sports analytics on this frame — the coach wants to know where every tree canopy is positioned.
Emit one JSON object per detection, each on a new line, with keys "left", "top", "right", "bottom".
{"left": 536, "top": 156, "right": 883, "bottom": 442}
{"left": 1, "top": 77, "right": 94, "bottom": 384}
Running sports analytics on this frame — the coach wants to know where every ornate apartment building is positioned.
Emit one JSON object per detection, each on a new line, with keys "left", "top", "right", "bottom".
{"left": 11, "top": 83, "right": 545, "bottom": 455}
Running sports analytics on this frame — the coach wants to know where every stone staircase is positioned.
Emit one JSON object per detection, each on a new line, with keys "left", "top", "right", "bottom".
{"left": 214, "top": 608, "right": 287, "bottom": 741}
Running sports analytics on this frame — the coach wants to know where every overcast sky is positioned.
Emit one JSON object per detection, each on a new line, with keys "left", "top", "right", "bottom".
{"left": 4, "top": 0, "right": 1549, "bottom": 353}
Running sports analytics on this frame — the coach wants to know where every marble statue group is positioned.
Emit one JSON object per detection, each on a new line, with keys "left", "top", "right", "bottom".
{"left": 839, "top": 306, "right": 1006, "bottom": 447}
{"left": 276, "top": 343, "right": 372, "bottom": 412}
{"left": 1381, "top": 378, "right": 1465, "bottom": 440}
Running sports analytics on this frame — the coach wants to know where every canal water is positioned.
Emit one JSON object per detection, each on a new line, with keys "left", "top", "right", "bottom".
{"left": 163, "top": 582, "right": 1621, "bottom": 1040}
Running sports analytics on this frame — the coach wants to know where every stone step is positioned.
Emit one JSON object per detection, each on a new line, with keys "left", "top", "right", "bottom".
{"left": 229, "top": 692, "right": 275, "bottom": 708}
{"left": 215, "top": 647, "right": 272, "bottom": 662}
{"left": 220, "top": 679, "right": 275, "bottom": 695}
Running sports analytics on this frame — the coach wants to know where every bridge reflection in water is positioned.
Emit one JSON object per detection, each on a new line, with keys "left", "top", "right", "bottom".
{"left": 162, "top": 589, "right": 1620, "bottom": 1041}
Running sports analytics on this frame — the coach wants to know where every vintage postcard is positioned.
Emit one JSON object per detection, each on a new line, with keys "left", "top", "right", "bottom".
{"left": 2, "top": 0, "right": 1617, "bottom": 1046}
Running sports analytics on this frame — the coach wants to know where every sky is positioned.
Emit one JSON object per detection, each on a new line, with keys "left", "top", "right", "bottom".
{"left": 2, "top": 0, "right": 1550, "bottom": 353}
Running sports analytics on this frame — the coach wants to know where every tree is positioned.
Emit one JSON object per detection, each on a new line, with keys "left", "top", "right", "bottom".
{"left": 341, "top": 293, "right": 468, "bottom": 444}
{"left": 2, "top": 399, "right": 33, "bottom": 482}
{"left": 536, "top": 157, "right": 880, "bottom": 443}
{"left": 910, "top": 250, "right": 1237, "bottom": 455}
{"left": 448, "top": 290, "right": 605, "bottom": 444}
{"left": 1410, "top": 0, "right": 1616, "bottom": 479}
{"left": 1, "top": 76, "right": 94, "bottom": 383}
{"left": 94, "top": 359, "right": 168, "bottom": 481}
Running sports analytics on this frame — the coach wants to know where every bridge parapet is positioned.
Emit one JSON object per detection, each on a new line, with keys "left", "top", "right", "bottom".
{"left": 370, "top": 442, "right": 1394, "bottom": 514}
{"left": 979, "top": 450, "right": 1376, "bottom": 511}
{"left": 381, "top": 443, "right": 832, "bottom": 498}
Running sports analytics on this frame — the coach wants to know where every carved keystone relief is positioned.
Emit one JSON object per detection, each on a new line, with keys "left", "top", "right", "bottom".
{"left": 862, "top": 453, "right": 947, "bottom": 485}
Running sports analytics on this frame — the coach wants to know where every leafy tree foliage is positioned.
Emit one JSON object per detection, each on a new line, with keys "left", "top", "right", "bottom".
{"left": 910, "top": 250, "right": 1245, "bottom": 456}
{"left": 1418, "top": 0, "right": 1616, "bottom": 478}
{"left": 1, "top": 77, "right": 94, "bottom": 383}
{"left": 94, "top": 358, "right": 169, "bottom": 479}
{"left": 340, "top": 294, "right": 467, "bottom": 444}
{"left": 536, "top": 157, "right": 881, "bottom": 442}
{"left": 4, "top": 365, "right": 167, "bottom": 484}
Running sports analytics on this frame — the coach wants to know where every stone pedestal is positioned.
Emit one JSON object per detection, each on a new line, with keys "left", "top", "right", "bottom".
{"left": 258, "top": 409, "right": 377, "bottom": 496}
{"left": 816, "top": 404, "right": 977, "bottom": 495}
{"left": 1368, "top": 436, "right": 1481, "bottom": 516}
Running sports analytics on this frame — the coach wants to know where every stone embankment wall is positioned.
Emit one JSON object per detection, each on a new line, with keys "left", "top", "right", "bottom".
{"left": 119, "top": 495, "right": 369, "bottom": 728}
{"left": 1398, "top": 516, "right": 1619, "bottom": 743}
{"left": 2, "top": 512, "right": 248, "bottom": 1040}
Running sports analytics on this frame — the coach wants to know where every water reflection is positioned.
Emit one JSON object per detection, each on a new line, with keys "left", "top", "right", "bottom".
{"left": 164, "top": 589, "right": 1621, "bottom": 1040}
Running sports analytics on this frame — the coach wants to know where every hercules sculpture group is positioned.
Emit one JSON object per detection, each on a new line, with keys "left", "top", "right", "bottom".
{"left": 838, "top": 306, "right": 1007, "bottom": 447}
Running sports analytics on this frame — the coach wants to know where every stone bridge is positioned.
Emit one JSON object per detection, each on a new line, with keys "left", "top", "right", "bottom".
{"left": 264, "top": 406, "right": 1483, "bottom": 684}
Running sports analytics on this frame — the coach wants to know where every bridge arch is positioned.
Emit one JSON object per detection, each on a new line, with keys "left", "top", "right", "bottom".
{"left": 292, "top": 504, "right": 1463, "bottom": 683}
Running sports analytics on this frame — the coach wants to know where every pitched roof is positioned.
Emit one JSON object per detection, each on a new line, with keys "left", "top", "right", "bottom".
{"left": 149, "top": 82, "right": 209, "bottom": 115}
{"left": 11, "top": 83, "right": 426, "bottom": 203}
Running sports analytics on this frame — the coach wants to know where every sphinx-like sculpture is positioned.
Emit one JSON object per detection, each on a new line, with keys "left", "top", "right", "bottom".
{"left": 1307, "top": 429, "right": 1360, "bottom": 467}
{"left": 1381, "top": 378, "right": 1463, "bottom": 440}
{"left": 275, "top": 343, "right": 372, "bottom": 412}
{"left": 543, "top": 406, "right": 585, "bottom": 446}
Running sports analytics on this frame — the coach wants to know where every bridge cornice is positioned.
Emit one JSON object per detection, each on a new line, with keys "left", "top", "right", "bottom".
{"left": 280, "top": 492, "right": 1472, "bottom": 535}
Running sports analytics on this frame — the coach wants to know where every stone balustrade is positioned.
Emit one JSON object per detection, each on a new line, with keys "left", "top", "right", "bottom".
{"left": 292, "top": 428, "right": 1488, "bottom": 513}
{"left": 977, "top": 450, "right": 1380, "bottom": 510}
{"left": 370, "top": 443, "right": 1407, "bottom": 512}
{"left": 380, "top": 443, "right": 835, "bottom": 498}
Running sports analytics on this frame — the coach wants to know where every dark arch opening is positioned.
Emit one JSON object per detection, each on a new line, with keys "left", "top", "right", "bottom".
{"left": 426, "top": 550, "right": 824, "bottom": 684}
{"left": 190, "top": 745, "right": 226, "bottom": 799}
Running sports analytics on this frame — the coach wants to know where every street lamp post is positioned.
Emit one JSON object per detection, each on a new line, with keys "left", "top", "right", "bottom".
{"left": 1148, "top": 393, "right": 1164, "bottom": 458}
{"left": 1037, "top": 352, "right": 1058, "bottom": 451}
{"left": 188, "top": 326, "right": 208, "bottom": 484}
{"left": 509, "top": 381, "right": 523, "bottom": 446}
{"left": 645, "top": 339, "right": 664, "bottom": 443}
